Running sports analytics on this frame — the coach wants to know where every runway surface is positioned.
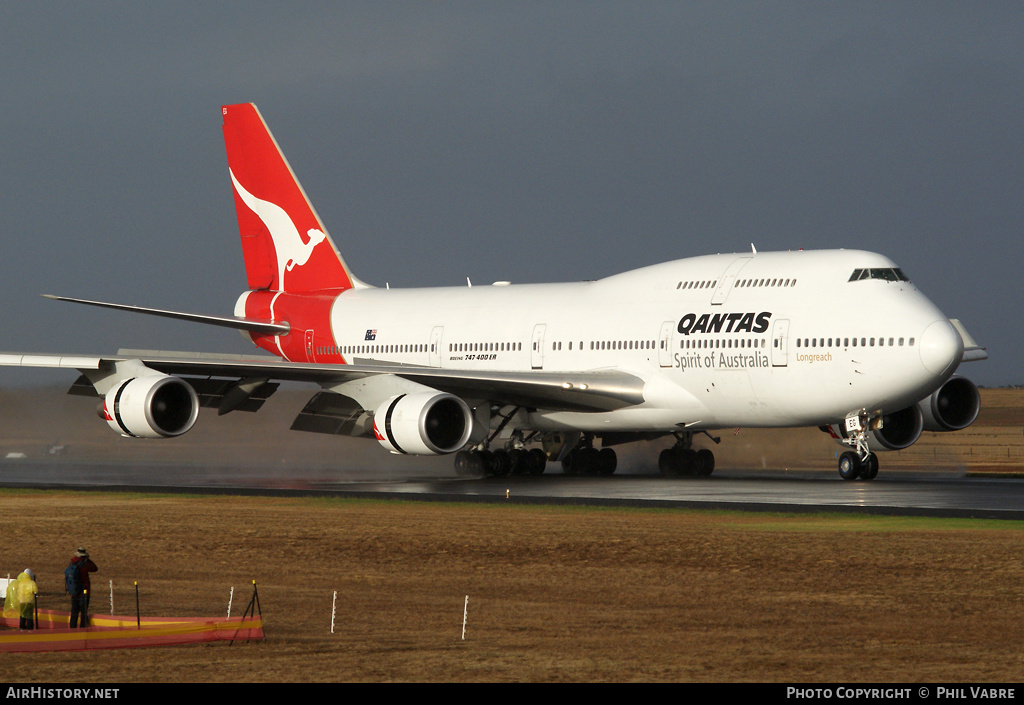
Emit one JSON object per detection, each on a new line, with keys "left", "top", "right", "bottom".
{"left": 1, "top": 459, "right": 1022, "bottom": 520}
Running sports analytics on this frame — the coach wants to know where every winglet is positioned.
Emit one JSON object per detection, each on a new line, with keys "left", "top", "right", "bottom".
{"left": 950, "top": 318, "right": 988, "bottom": 362}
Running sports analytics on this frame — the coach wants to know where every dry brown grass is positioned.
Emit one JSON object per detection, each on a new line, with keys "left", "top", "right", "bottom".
{"left": 2, "top": 491, "right": 1023, "bottom": 682}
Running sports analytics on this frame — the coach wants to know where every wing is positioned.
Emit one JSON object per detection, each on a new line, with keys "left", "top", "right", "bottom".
{"left": 0, "top": 349, "right": 646, "bottom": 414}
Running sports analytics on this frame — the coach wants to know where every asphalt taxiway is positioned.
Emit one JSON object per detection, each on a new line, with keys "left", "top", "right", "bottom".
{"left": 1, "top": 460, "right": 1022, "bottom": 520}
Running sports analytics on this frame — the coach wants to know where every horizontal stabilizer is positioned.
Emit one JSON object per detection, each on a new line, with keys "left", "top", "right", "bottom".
{"left": 43, "top": 295, "right": 290, "bottom": 335}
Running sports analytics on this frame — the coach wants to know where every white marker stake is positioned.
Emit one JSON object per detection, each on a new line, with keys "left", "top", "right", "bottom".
{"left": 332, "top": 591, "right": 338, "bottom": 634}
{"left": 227, "top": 586, "right": 234, "bottom": 618}
{"left": 462, "top": 595, "right": 469, "bottom": 640}
{"left": 109, "top": 579, "right": 113, "bottom": 615}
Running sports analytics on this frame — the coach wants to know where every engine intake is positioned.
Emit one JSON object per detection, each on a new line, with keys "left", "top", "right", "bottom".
{"left": 374, "top": 392, "right": 473, "bottom": 455}
{"left": 918, "top": 376, "right": 981, "bottom": 432}
{"left": 103, "top": 375, "right": 199, "bottom": 438}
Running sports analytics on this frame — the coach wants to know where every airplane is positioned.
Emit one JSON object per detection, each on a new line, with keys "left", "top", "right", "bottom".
{"left": 0, "top": 103, "right": 988, "bottom": 481}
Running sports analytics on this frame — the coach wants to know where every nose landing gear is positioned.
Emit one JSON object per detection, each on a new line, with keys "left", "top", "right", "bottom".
{"left": 837, "top": 411, "right": 880, "bottom": 481}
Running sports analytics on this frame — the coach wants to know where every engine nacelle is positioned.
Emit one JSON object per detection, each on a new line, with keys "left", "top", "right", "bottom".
{"left": 373, "top": 392, "right": 473, "bottom": 455}
{"left": 824, "top": 404, "right": 924, "bottom": 452}
{"left": 103, "top": 375, "right": 199, "bottom": 438}
{"left": 918, "top": 376, "right": 981, "bottom": 432}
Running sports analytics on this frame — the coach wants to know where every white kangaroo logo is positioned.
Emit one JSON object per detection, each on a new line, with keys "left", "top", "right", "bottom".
{"left": 230, "top": 169, "right": 326, "bottom": 290}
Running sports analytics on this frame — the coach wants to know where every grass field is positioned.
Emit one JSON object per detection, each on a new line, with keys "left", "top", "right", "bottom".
{"left": 2, "top": 491, "right": 1023, "bottom": 682}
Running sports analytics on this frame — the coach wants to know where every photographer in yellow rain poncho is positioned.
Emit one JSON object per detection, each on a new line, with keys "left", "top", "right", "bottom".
{"left": 4, "top": 569, "right": 39, "bottom": 629}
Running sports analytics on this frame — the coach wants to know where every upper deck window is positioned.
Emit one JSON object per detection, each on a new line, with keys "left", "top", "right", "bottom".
{"left": 848, "top": 268, "right": 911, "bottom": 283}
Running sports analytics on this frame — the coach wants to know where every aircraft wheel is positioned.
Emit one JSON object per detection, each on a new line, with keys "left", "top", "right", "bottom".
{"left": 491, "top": 449, "right": 512, "bottom": 477}
{"left": 659, "top": 448, "right": 695, "bottom": 476}
{"left": 527, "top": 448, "right": 547, "bottom": 475}
{"left": 659, "top": 449, "right": 679, "bottom": 476}
{"left": 694, "top": 448, "right": 715, "bottom": 477}
{"left": 454, "top": 451, "right": 472, "bottom": 477}
{"left": 455, "top": 450, "right": 485, "bottom": 477}
{"left": 561, "top": 449, "right": 581, "bottom": 475}
{"left": 679, "top": 448, "right": 696, "bottom": 475}
{"left": 509, "top": 449, "right": 530, "bottom": 475}
{"left": 597, "top": 448, "right": 617, "bottom": 476}
{"left": 478, "top": 450, "right": 495, "bottom": 476}
{"left": 859, "top": 453, "right": 879, "bottom": 481}
{"left": 838, "top": 451, "right": 861, "bottom": 481}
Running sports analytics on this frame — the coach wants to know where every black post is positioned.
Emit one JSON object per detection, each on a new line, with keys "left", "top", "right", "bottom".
{"left": 134, "top": 582, "right": 140, "bottom": 629}
{"left": 230, "top": 580, "right": 264, "bottom": 645}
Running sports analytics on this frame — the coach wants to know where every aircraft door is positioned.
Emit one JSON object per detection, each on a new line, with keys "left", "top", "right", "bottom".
{"left": 429, "top": 326, "right": 444, "bottom": 367}
{"left": 771, "top": 319, "right": 790, "bottom": 367}
{"left": 531, "top": 324, "right": 546, "bottom": 369}
{"left": 659, "top": 320, "right": 674, "bottom": 367}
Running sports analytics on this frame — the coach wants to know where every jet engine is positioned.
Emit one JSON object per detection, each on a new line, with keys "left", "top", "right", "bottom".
{"left": 373, "top": 392, "right": 473, "bottom": 455}
{"left": 918, "top": 376, "right": 981, "bottom": 432}
{"left": 102, "top": 374, "right": 200, "bottom": 438}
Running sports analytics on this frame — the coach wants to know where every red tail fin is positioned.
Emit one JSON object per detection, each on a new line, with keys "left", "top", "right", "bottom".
{"left": 221, "top": 103, "right": 360, "bottom": 293}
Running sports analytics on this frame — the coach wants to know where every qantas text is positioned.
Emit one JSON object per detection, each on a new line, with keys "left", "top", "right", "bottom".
{"left": 677, "top": 312, "right": 772, "bottom": 336}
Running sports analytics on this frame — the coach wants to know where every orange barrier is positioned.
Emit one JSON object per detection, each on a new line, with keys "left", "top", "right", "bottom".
{"left": 0, "top": 609, "right": 264, "bottom": 652}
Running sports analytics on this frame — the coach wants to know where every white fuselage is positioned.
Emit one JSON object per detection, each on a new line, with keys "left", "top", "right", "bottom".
{"left": 315, "top": 249, "right": 962, "bottom": 433}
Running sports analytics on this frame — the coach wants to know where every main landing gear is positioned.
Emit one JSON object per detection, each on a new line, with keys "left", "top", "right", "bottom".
{"left": 836, "top": 410, "right": 879, "bottom": 481}
{"left": 561, "top": 436, "right": 617, "bottom": 476}
{"left": 658, "top": 431, "right": 717, "bottom": 477}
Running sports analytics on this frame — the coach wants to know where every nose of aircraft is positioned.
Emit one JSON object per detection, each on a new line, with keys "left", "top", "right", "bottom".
{"left": 919, "top": 319, "right": 963, "bottom": 377}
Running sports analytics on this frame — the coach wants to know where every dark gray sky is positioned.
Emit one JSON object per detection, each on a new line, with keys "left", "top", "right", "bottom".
{"left": 1, "top": 3, "right": 1020, "bottom": 387}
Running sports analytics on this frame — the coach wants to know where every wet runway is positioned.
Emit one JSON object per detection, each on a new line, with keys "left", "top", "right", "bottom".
{"left": 2, "top": 459, "right": 1022, "bottom": 519}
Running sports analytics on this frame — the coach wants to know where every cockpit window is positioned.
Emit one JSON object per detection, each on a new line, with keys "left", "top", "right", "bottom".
{"left": 848, "top": 268, "right": 911, "bottom": 283}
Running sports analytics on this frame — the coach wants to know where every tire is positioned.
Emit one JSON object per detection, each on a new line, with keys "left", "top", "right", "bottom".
{"left": 838, "top": 451, "right": 861, "bottom": 480}
{"left": 478, "top": 450, "right": 495, "bottom": 476}
{"left": 528, "top": 448, "right": 547, "bottom": 475}
{"left": 597, "top": 448, "right": 617, "bottom": 476}
{"left": 491, "top": 449, "right": 512, "bottom": 477}
{"left": 659, "top": 449, "right": 679, "bottom": 476}
{"left": 454, "top": 451, "right": 472, "bottom": 477}
{"left": 694, "top": 448, "right": 715, "bottom": 476}
{"left": 860, "top": 453, "right": 879, "bottom": 480}
{"left": 561, "top": 449, "right": 580, "bottom": 475}
{"left": 509, "top": 449, "right": 529, "bottom": 475}
{"left": 679, "top": 448, "right": 696, "bottom": 475}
